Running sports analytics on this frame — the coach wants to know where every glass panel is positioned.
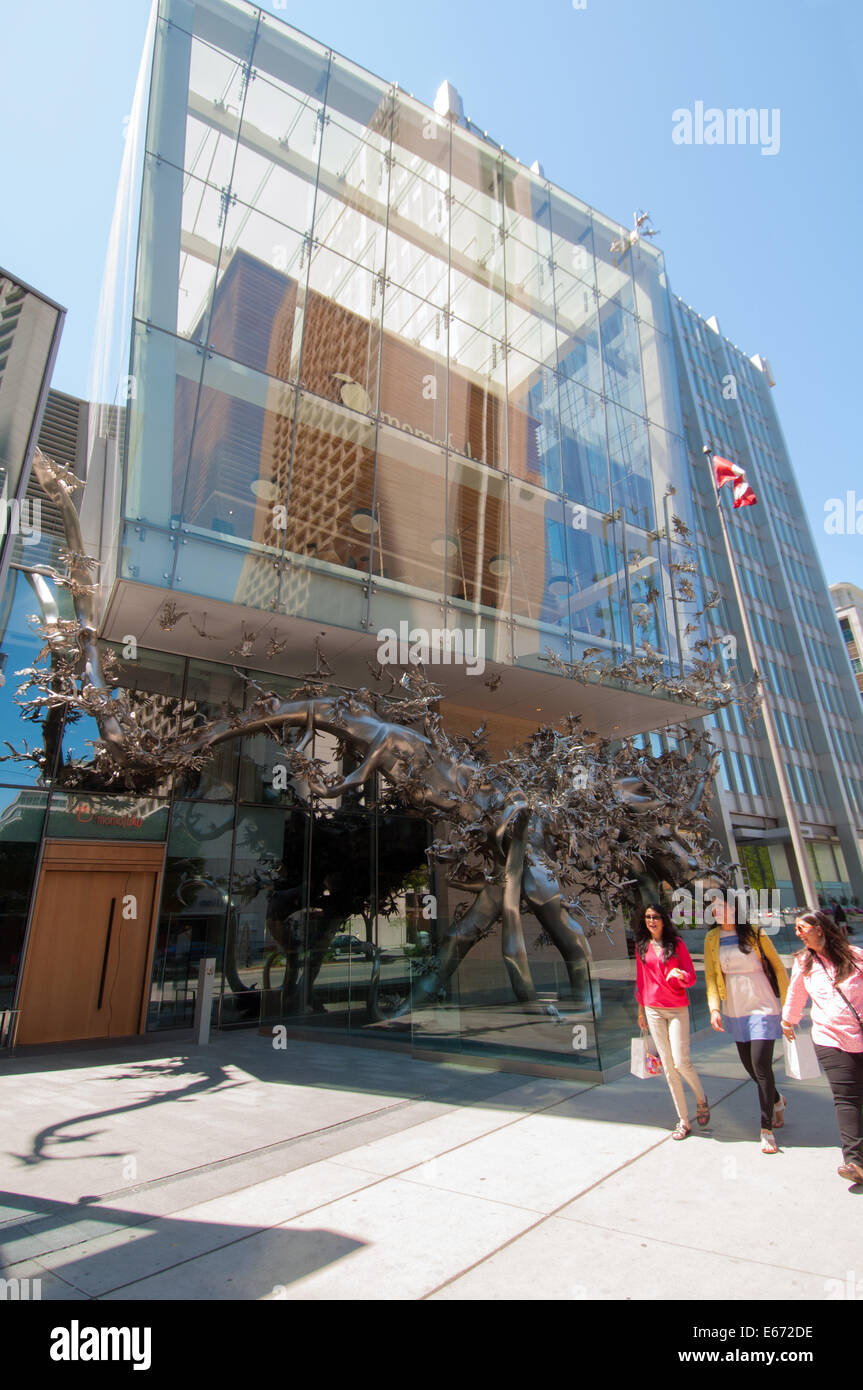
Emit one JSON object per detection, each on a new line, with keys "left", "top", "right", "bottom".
{"left": 549, "top": 189, "right": 595, "bottom": 291}
{"left": 633, "top": 246, "right": 673, "bottom": 334}
{"left": 626, "top": 524, "right": 668, "bottom": 656}
{"left": 504, "top": 255, "right": 561, "bottom": 373}
{"left": 302, "top": 245, "right": 382, "bottom": 414}
{"left": 233, "top": 70, "right": 320, "bottom": 230}
{"left": 449, "top": 204, "right": 505, "bottom": 340}
{"left": 221, "top": 804, "right": 307, "bottom": 1027}
{"left": 237, "top": 673, "right": 303, "bottom": 804}
{"left": 0, "top": 570, "right": 63, "bottom": 786}
{"left": 372, "top": 425, "right": 445, "bottom": 594}
{"left": 567, "top": 509, "right": 628, "bottom": 657}
{"left": 607, "top": 402, "right": 654, "bottom": 531}
{"left": 0, "top": 786, "right": 48, "bottom": 1009}
{"left": 450, "top": 131, "right": 505, "bottom": 340}
{"left": 176, "top": 659, "right": 245, "bottom": 799}
{"left": 154, "top": 27, "right": 246, "bottom": 190}
{"left": 593, "top": 209, "right": 635, "bottom": 301}
{"left": 448, "top": 320, "right": 507, "bottom": 470}
{"left": 599, "top": 298, "right": 644, "bottom": 415}
{"left": 445, "top": 457, "right": 509, "bottom": 612}
{"left": 507, "top": 485, "right": 571, "bottom": 632}
{"left": 174, "top": 349, "right": 295, "bottom": 545}
{"left": 556, "top": 284, "right": 602, "bottom": 393}
{"left": 364, "top": 812, "right": 430, "bottom": 1033}
{"left": 506, "top": 347, "right": 551, "bottom": 486}
{"left": 121, "top": 520, "right": 180, "bottom": 590}
{"left": 148, "top": 798, "right": 234, "bottom": 1030}
{"left": 509, "top": 364, "right": 561, "bottom": 494}
{"left": 126, "top": 321, "right": 203, "bottom": 528}
{"left": 640, "top": 320, "right": 682, "bottom": 434}
{"left": 315, "top": 59, "right": 392, "bottom": 276}
{"left": 210, "top": 201, "right": 306, "bottom": 382}
{"left": 559, "top": 378, "right": 609, "bottom": 511}
{"left": 386, "top": 97, "right": 450, "bottom": 309}
{"left": 282, "top": 388, "right": 375, "bottom": 575}
{"left": 380, "top": 284, "right": 447, "bottom": 443}
{"left": 254, "top": 10, "right": 329, "bottom": 103}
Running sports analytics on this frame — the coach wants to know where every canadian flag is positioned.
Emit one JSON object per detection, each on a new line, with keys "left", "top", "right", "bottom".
{"left": 713, "top": 456, "right": 757, "bottom": 508}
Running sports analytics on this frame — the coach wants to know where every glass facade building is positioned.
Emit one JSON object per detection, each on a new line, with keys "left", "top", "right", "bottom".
{"left": 95, "top": 0, "right": 699, "bottom": 685}
{"left": 5, "top": 0, "right": 862, "bottom": 1074}
{"left": 673, "top": 301, "right": 863, "bottom": 909}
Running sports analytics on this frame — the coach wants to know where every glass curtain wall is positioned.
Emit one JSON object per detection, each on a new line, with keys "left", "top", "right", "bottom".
{"left": 118, "top": 0, "right": 693, "bottom": 678}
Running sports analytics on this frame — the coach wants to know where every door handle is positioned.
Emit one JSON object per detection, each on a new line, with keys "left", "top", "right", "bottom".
{"left": 97, "top": 898, "right": 117, "bottom": 1010}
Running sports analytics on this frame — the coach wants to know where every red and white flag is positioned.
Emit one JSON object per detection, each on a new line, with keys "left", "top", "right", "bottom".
{"left": 713, "top": 456, "right": 757, "bottom": 508}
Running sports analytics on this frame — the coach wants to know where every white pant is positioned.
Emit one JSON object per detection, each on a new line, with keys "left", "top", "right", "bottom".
{"left": 645, "top": 1004, "right": 706, "bottom": 1123}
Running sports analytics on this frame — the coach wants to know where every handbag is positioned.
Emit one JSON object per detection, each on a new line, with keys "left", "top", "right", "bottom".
{"left": 631, "top": 1030, "right": 663, "bottom": 1079}
{"left": 783, "top": 1029, "right": 821, "bottom": 1081}
{"left": 754, "top": 929, "right": 780, "bottom": 999}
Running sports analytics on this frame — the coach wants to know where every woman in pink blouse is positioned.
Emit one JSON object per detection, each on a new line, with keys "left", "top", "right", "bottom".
{"left": 782, "top": 910, "right": 863, "bottom": 1184}
{"left": 635, "top": 902, "right": 709, "bottom": 1140}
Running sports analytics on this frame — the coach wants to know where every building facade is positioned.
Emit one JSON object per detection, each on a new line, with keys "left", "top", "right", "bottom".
{"left": 673, "top": 302, "right": 863, "bottom": 909}
{"left": 3, "top": 0, "right": 861, "bottom": 1075}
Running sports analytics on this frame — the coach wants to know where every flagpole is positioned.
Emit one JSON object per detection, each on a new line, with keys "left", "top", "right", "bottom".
{"left": 703, "top": 445, "right": 819, "bottom": 909}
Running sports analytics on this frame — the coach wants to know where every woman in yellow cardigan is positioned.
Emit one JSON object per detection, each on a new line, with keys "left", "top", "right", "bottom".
{"left": 705, "top": 897, "right": 790, "bottom": 1154}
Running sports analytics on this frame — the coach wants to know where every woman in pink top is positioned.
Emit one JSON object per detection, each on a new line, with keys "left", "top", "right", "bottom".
{"left": 781, "top": 910, "right": 863, "bottom": 1185}
{"left": 635, "top": 902, "right": 709, "bottom": 1140}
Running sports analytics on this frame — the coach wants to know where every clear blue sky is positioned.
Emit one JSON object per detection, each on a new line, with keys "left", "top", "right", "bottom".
{"left": 2, "top": 0, "right": 860, "bottom": 585}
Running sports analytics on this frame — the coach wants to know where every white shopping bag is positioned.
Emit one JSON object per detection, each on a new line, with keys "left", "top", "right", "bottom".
{"left": 631, "top": 1034, "right": 662, "bottom": 1079}
{"left": 783, "top": 1030, "right": 821, "bottom": 1081}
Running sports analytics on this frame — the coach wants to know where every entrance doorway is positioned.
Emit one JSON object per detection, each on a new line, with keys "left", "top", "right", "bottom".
{"left": 15, "top": 841, "right": 164, "bottom": 1045}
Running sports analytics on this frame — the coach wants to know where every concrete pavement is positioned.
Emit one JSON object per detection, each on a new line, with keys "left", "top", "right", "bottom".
{"left": 1, "top": 1029, "right": 860, "bottom": 1301}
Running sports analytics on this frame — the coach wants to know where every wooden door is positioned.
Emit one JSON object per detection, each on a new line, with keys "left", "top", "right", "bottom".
{"left": 16, "top": 841, "right": 164, "bottom": 1045}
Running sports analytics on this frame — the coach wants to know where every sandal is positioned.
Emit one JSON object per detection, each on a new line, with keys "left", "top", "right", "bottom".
{"left": 696, "top": 1099, "right": 710, "bottom": 1127}
{"left": 761, "top": 1129, "right": 778, "bottom": 1155}
{"left": 672, "top": 1120, "right": 691, "bottom": 1141}
{"left": 772, "top": 1095, "right": 786, "bottom": 1130}
{"left": 837, "top": 1162, "right": 863, "bottom": 1183}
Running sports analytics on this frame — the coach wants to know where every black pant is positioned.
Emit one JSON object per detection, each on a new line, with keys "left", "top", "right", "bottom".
{"left": 814, "top": 1044, "right": 863, "bottom": 1168}
{"left": 736, "top": 1040, "right": 780, "bottom": 1129}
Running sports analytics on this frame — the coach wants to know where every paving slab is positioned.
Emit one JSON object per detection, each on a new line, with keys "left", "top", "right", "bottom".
{"left": 426, "top": 1214, "right": 837, "bottom": 1301}
{"left": 102, "top": 1178, "right": 540, "bottom": 1301}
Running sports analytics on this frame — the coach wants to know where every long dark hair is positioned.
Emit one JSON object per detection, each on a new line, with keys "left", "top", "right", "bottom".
{"left": 712, "top": 892, "right": 756, "bottom": 953}
{"left": 634, "top": 902, "right": 682, "bottom": 962}
{"left": 796, "top": 910, "right": 862, "bottom": 984}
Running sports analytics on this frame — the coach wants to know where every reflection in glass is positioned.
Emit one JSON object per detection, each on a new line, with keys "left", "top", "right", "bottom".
{"left": 373, "top": 428, "right": 445, "bottom": 593}
{"left": 149, "top": 800, "right": 234, "bottom": 1029}
{"left": 0, "top": 787, "right": 48, "bottom": 1009}
{"left": 608, "top": 403, "right": 654, "bottom": 531}
{"left": 559, "top": 379, "right": 609, "bottom": 511}
{"left": 445, "top": 458, "right": 509, "bottom": 609}
{"left": 176, "top": 661, "right": 244, "bottom": 800}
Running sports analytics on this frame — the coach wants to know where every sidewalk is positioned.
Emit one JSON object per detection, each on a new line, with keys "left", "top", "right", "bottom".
{"left": 1, "top": 1028, "right": 859, "bottom": 1301}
